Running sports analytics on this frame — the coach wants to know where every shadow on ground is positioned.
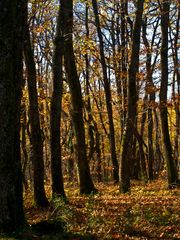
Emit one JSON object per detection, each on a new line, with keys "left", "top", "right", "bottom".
{"left": 0, "top": 220, "right": 96, "bottom": 240}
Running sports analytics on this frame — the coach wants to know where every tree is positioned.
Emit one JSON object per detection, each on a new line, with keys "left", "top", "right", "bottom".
{"left": 159, "top": 0, "right": 179, "bottom": 187}
{"left": 84, "top": 3, "right": 95, "bottom": 163}
{"left": 15, "top": 0, "right": 180, "bottom": 190}
{"left": 169, "top": 1, "right": 180, "bottom": 175}
{"left": 92, "top": 0, "right": 119, "bottom": 182}
{"left": 119, "top": 0, "right": 145, "bottom": 193}
{"left": 50, "top": 1, "right": 66, "bottom": 198}
{"left": 142, "top": 16, "right": 159, "bottom": 180}
{"left": 23, "top": 0, "right": 49, "bottom": 207}
{"left": 0, "top": 0, "right": 25, "bottom": 232}
{"left": 83, "top": 3, "right": 102, "bottom": 181}
{"left": 62, "top": 0, "right": 97, "bottom": 194}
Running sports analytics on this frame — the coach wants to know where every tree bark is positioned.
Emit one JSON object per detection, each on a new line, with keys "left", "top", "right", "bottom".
{"left": 171, "top": 5, "right": 180, "bottom": 175}
{"left": 120, "top": 0, "right": 128, "bottom": 132}
{"left": 85, "top": 4, "right": 95, "bottom": 162}
{"left": 62, "top": 0, "right": 97, "bottom": 194}
{"left": 21, "top": 102, "right": 29, "bottom": 191}
{"left": 23, "top": 0, "right": 49, "bottom": 207}
{"left": 0, "top": 0, "right": 25, "bottom": 232}
{"left": 142, "top": 18, "right": 156, "bottom": 180}
{"left": 119, "top": 0, "right": 145, "bottom": 193}
{"left": 50, "top": 1, "right": 66, "bottom": 198}
{"left": 92, "top": 0, "right": 119, "bottom": 182}
{"left": 159, "top": 0, "right": 179, "bottom": 187}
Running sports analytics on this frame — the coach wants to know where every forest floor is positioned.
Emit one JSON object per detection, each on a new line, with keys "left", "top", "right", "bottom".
{"left": 1, "top": 178, "right": 180, "bottom": 240}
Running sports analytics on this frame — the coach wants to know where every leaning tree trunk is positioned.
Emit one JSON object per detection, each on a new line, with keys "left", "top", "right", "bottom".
{"left": 159, "top": 0, "right": 179, "bottom": 187}
{"left": 119, "top": 0, "right": 145, "bottom": 193}
{"left": 62, "top": 0, "right": 97, "bottom": 194}
{"left": 23, "top": 0, "right": 49, "bottom": 207}
{"left": 0, "top": 0, "right": 25, "bottom": 232}
{"left": 50, "top": 1, "right": 66, "bottom": 198}
{"left": 92, "top": 0, "right": 119, "bottom": 182}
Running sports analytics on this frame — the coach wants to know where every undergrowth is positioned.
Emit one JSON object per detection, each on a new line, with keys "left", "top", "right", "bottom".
{"left": 1, "top": 179, "right": 179, "bottom": 240}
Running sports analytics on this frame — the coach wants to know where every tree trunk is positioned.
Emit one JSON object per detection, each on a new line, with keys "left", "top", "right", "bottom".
{"left": 120, "top": 0, "right": 128, "bottom": 132}
{"left": 21, "top": 102, "right": 29, "bottom": 191}
{"left": 171, "top": 5, "right": 180, "bottom": 175}
{"left": 50, "top": 1, "right": 66, "bottom": 198}
{"left": 62, "top": 0, "right": 97, "bottom": 194}
{"left": 23, "top": 0, "right": 49, "bottom": 207}
{"left": 142, "top": 18, "right": 156, "bottom": 180}
{"left": 159, "top": 0, "right": 179, "bottom": 187}
{"left": 85, "top": 4, "right": 95, "bottom": 162}
{"left": 92, "top": 0, "right": 119, "bottom": 182}
{"left": 119, "top": 0, "right": 145, "bottom": 193}
{"left": 139, "top": 94, "right": 148, "bottom": 179}
{"left": 0, "top": 0, "right": 25, "bottom": 232}
{"left": 147, "top": 108, "right": 154, "bottom": 180}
